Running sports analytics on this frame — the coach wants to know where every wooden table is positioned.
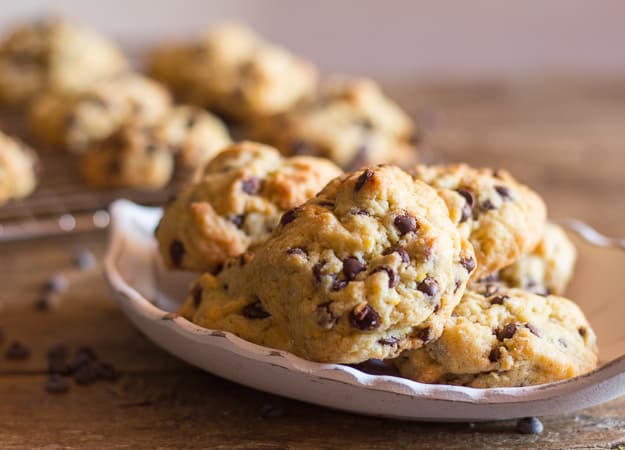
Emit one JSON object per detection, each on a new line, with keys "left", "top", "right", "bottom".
{"left": 2, "top": 79, "right": 625, "bottom": 449}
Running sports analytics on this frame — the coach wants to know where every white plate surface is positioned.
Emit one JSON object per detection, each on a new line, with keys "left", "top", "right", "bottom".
{"left": 104, "top": 199, "right": 625, "bottom": 421}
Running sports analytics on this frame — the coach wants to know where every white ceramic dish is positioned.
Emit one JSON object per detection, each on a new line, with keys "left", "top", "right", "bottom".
{"left": 104, "top": 199, "right": 625, "bottom": 421}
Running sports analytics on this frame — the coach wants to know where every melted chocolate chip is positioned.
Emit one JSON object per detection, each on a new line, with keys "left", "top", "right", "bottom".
{"left": 417, "top": 276, "right": 439, "bottom": 297}
{"left": 459, "top": 256, "right": 476, "bottom": 273}
{"left": 242, "top": 300, "right": 270, "bottom": 319}
{"left": 241, "top": 177, "right": 263, "bottom": 195}
{"left": 495, "top": 323, "right": 517, "bottom": 341}
{"left": 349, "top": 303, "right": 380, "bottom": 330}
{"left": 417, "top": 327, "right": 432, "bottom": 342}
{"left": 280, "top": 209, "right": 297, "bottom": 226}
{"left": 383, "top": 246, "right": 410, "bottom": 264}
{"left": 394, "top": 213, "right": 418, "bottom": 235}
{"left": 371, "top": 266, "right": 397, "bottom": 288}
{"left": 490, "top": 295, "right": 509, "bottom": 305}
{"left": 495, "top": 185, "right": 512, "bottom": 200}
{"left": 488, "top": 347, "right": 501, "bottom": 362}
{"left": 343, "top": 257, "right": 366, "bottom": 281}
{"left": 355, "top": 169, "right": 374, "bottom": 191}
{"left": 230, "top": 214, "right": 245, "bottom": 228}
{"left": 525, "top": 323, "right": 540, "bottom": 337}
{"left": 315, "top": 302, "right": 338, "bottom": 329}
{"left": 378, "top": 336, "right": 400, "bottom": 346}
{"left": 169, "top": 240, "right": 185, "bottom": 267}
{"left": 192, "top": 286, "right": 203, "bottom": 308}
{"left": 286, "top": 247, "right": 307, "bottom": 257}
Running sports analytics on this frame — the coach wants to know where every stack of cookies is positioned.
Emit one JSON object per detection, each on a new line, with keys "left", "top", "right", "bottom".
{"left": 156, "top": 141, "right": 598, "bottom": 389}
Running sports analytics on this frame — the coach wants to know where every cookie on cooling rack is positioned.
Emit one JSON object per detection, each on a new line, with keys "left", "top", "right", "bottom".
{"left": 0, "top": 18, "right": 127, "bottom": 107}
{"left": 0, "top": 131, "right": 38, "bottom": 204}
{"left": 180, "top": 165, "right": 476, "bottom": 364}
{"left": 79, "top": 123, "right": 174, "bottom": 190}
{"left": 28, "top": 74, "right": 171, "bottom": 153}
{"left": 411, "top": 164, "right": 547, "bottom": 279}
{"left": 252, "top": 77, "right": 419, "bottom": 170}
{"left": 147, "top": 22, "right": 317, "bottom": 121}
{"left": 155, "top": 141, "right": 342, "bottom": 273}
{"left": 393, "top": 288, "right": 597, "bottom": 388}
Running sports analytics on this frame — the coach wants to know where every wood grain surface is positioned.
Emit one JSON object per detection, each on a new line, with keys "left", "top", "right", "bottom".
{"left": 1, "top": 79, "right": 625, "bottom": 449}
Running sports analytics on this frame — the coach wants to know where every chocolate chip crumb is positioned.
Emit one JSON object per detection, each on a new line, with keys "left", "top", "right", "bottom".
{"left": 394, "top": 213, "right": 418, "bottom": 235}
{"left": 349, "top": 303, "right": 380, "bottom": 330}
{"left": 355, "top": 169, "right": 374, "bottom": 191}
{"left": 343, "top": 257, "right": 365, "bottom": 281}
{"left": 242, "top": 300, "right": 270, "bottom": 319}
{"left": 495, "top": 323, "right": 517, "bottom": 341}
{"left": 5, "top": 341, "right": 30, "bottom": 360}
{"left": 371, "top": 266, "right": 397, "bottom": 288}
{"left": 280, "top": 209, "right": 297, "bottom": 226}
{"left": 417, "top": 276, "right": 439, "bottom": 297}
{"left": 169, "top": 240, "right": 185, "bottom": 267}
{"left": 516, "top": 417, "right": 544, "bottom": 435}
{"left": 241, "top": 177, "right": 263, "bottom": 195}
{"left": 488, "top": 347, "right": 501, "bottom": 362}
{"left": 45, "top": 374, "right": 70, "bottom": 394}
{"left": 383, "top": 246, "right": 410, "bottom": 264}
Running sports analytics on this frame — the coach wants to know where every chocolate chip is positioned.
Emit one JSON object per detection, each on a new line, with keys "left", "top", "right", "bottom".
{"left": 495, "top": 185, "right": 512, "bottom": 200}
{"left": 192, "top": 286, "right": 203, "bottom": 308}
{"left": 355, "top": 169, "right": 374, "bottom": 191}
{"left": 378, "top": 336, "right": 400, "bottom": 346}
{"left": 488, "top": 347, "right": 501, "bottom": 362}
{"left": 241, "top": 177, "right": 263, "bottom": 195}
{"left": 74, "top": 363, "right": 98, "bottom": 385}
{"left": 417, "top": 276, "right": 439, "bottom": 297}
{"left": 578, "top": 326, "right": 587, "bottom": 337}
{"left": 5, "top": 341, "right": 30, "bottom": 360}
{"left": 481, "top": 199, "right": 497, "bottom": 211}
{"left": 316, "top": 201, "right": 335, "bottom": 209}
{"left": 525, "top": 323, "right": 540, "bottom": 337}
{"left": 459, "top": 256, "right": 476, "bottom": 273}
{"left": 495, "top": 323, "right": 517, "bottom": 341}
{"left": 456, "top": 189, "right": 475, "bottom": 208}
{"left": 343, "top": 257, "right": 365, "bottom": 281}
{"left": 315, "top": 302, "right": 338, "bottom": 329}
{"left": 482, "top": 283, "right": 500, "bottom": 297}
{"left": 47, "top": 343, "right": 68, "bottom": 361}
{"left": 44, "top": 274, "right": 68, "bottom": 294}
{"left": 394, "top": 213, "right": 418, "bottom": 235}
{"left": 74, "top": 249, "right": 96, "bottom": 270}
{"left": 313, "top": 261, "right": 325, "bottom": 282}
{"left": 433, "top": 302, "right": 441, "bottom": 313}
{"left": 349, "top": 303, "right": 380, "bottom": 331}
{"left": 169, "top": 240, "right": 185, "bottom": 267}
{"left": 45, "top": 374, "right": 70, "bottom": 394}
{"left": 230, "top": 214, "right": 244, "bottom": 228}
{"left": 242, "top": 300, "right": 270, "bottom": 319}
{"left": 454, "top": 280, "right": 462, "bottom": 293}
{"left": 95, "top": 362, "right": 119, "bottom": 381}
{"left": 490, "top": 295, "right": 508, "bottom": 305}
{"left": 417, "top": 327, "right": 432, "bottom": 342}
{"left": 383, "top": 246, "right": 410, "bottom": 264}
{"left": 460, "top": 203, "right": 472, "bottom": 223}
{"left": 371, "top": 266, "right": 397, "bottom": 288}
{"left": 286, "top": 247, "right": 307, "bottom": 257}
{"left": 516, "top": 417, "right": 544, "bottom": 435}
{"left": 331, "top": 279, "right": 348, "bottom": 291}
{"left": 280, "top": 209, "right": 297, "bottom": 226}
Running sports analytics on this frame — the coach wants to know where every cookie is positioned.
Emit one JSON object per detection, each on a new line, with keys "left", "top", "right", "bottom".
{"left": 180, "top": 165, "right": 476, "bottom": 363}
{"left": 147, "top": 22, "right": 317, "bottom": 121}
{"left": 79, "top": 123, "right": 174, "bottom": 189}
{"left": 394, "top": 288, "right": 597, "bottom": 388}
{"left": 0, "top": 18, "right": 127, "bottom": 107}
{"left": 156, "top": 141, "right": 342, "bottom": 272}
{"left": 474, "top": 223, "right": 577, "bottom": 296}
{"left": 155, "top": 105, "right": 232, "bottom": 168}
{"left": 0, "top": 131, "right": 38, "bottom": 204}
{"left": 253, "top": 77, "right": 419, "bottom": 170}
{"left": 28, "top": 74, "right": 171, "bottom": 153}
{"left": 412, "top": 164, "right": 547, "bottom": 278}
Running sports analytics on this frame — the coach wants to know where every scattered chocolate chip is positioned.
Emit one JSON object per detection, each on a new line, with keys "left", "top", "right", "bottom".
{"left": 417, "top": 276, "right": 439, "bottom": 297}
{"left": 378, "top": 336, "right": 400, "bottom": 346}
{"left": 525, "top": 323, "right": 540, "bottom": 337}
{"left": 459, "top": 256, "right": 476, "bottom": 273}
{"left": 230, "top": 214, "right": 245, "bottom": 228}
{"left": 417, "top": 327, "right": 432, "bottom": 342}
{"left": 192, "top": 286, "right": 203, "bottom": 308}
{"left": 355, "top": 169, "right": 374, "bottom": 191}
{"left": 578, "top": 327, "right": 587, "bottom": 337}
{"left": 312, "top": 261, "right": 325, "bottom": 282}
{"left": 286, "top": 247, "right": 307, "bottom": 257}
{"left": 5, "top": 341, "right": 30, "bottom": 360}
{"left": 495, "top": 323, "right": 517, "bottom": 341}
{"left": 74, "top": 363, "right": 98, "bottom": 386}
{"left": 349, "top": 303, "right": 380, "bottom": 331}
{"left": 242, "top": 300, "right": 270, "bottom": 319}
{"left": 259, "top": 401, "right": 284, "bottom": 419}
{"left": 45, "top": 374, "right": 69, "bottom": 394}
{"left": 95, "top": 362, "right": 119, "bottom": 381}
{"left": 74, "top": 249, "right": 96, "bottom": 270}
{"left": 47, "top": 343, "right": 68, "bottom": 361}
{"left": 241, "top": 177, "right": 263, "bottom": 195}
{"left": 44, "top": 274, "right": 68, "bottom": 294}
{"left": 343, "top": 257, "right": 365, "bottom": 281}
{"left": 490, "top": 295, "right": 509, "bottom": 305}
{"left": 371, "top": 266, "right": 397, "bottom": 288}
{"left": 331, "top": 279, "right": 348, "bottom": 291}
{"left": 394, "top": 213, "right": 418, "bottom": 236}
{"left": 516, "top": 417, "right": 544, "bottom": 435}
{"left": 315, "top": 302, "right": 338, "bottom": 329}
{"left": 488, "top": 347, "right": 501, "bottom": 362}
{"left": 169, "top": 240, "right": 185, "bottom": 267}
{"left": 383, "top": 246, "right": 410, "bottom": 264}
{"left": 481, "top": 199, "right": 497, "bottom": 211}
{"left": 495, "top": 185, "right": 512, "bottom": 200}
{"left": 280, "top": 209, "right": 297, "bottom": 226}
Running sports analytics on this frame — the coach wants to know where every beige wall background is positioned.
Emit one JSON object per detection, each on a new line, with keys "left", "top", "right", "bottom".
{"left": 1, "top": 0, "right": 625, "bottom": 78}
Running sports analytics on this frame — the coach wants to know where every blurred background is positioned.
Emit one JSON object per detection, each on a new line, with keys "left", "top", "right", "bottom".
{"left": 3, "top": 0, "right": 625, "bottom": 79}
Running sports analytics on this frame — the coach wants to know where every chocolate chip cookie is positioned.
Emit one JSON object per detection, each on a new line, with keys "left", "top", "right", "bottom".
{"left": 0, "top": 131, "right": 38, "bottom": 204}
{"left": 412, "top": 164, "right": 547, "bottom": 279}
{"left": 394, "top": 288, "right": 597, "bottom": 387}
{"left": 156, "top": 141, "right": 342, "bottom": 273}
{"left": 252, "top": 77, "right": 419, "bottom": 170}
{"left": 28, "top": 74, "right": 171, "bottom": 152}
{"left": 0, "top": 18, "right": 127, "bottom": 107}
{"left": 180, "top": 165, "right": 476, "bottom": 363}
{"left": 79, "top": 123, "right": 174, "bottom": 189}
